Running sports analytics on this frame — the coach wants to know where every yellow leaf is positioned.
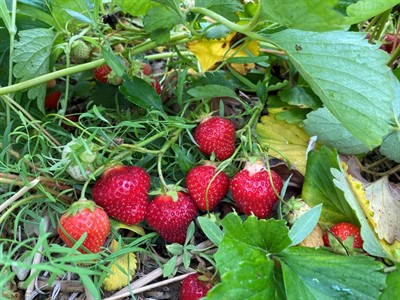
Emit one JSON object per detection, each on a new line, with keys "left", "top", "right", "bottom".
{"left": 187, "top": 32, "right": 259, "bottom": 72}
{"left": 102, "top": 240, "right": 137, "bottom": 291}
{"left": 256, "top": 115, "right": 310, "bottom": 174}
{"left": 110, "top": 219, "right": 145, "bottom": 236}
{"left": 343, "top": 166, "right": 400, "bottom": 262}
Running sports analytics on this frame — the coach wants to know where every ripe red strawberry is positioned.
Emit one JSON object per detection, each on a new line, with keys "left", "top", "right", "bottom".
{"left": 92, "top": 166, "right": 150, "bottom": 225}
{"left": 323, "top": 222, "right": 363, "bottom": 249}
{"left": 180, "top": 273, "right": 213, "bottom": 300}
{"left": 151, "top": 78, "right": 162, "bottom": 95}
{"left": 94, "top": 65, "right": 112, "bottom": 83}
{"left": 186, "top": 164, "right": 229, "bottom": 211}
{"left": 58, "top": 200, "right": 110, "bottom": 253}
{"left": 230, "top": 159, "right": 283, "bottom": 219}
{"left": 141, "top": 63, "right": 152, "bottom": 76}
{"left": 194, "top": 117, "right": 235, "bottom": 161}
{"left": 146, "top": 191, "right": 197, "bottom": 244}
{"left": 45, "top": 90, "right": 62, "bottom": 110}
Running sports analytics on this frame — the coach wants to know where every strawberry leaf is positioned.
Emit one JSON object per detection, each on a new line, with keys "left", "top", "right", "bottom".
{"left": 259, "top": 0, "right": 346, "bottom": 31}
{"left": 213, "top": 213, "right": 291, "bottom": 274}
{"left": 196, "top": 0, "right": 243, "bottom": 22}
{"left": 345, "top": 0, "right": 400, "bottom": 24}
{"left": 12, "top": 28, "right": 54, "bottom": 107}
{"left": 380, "top": 265, "right": 400, "bottom": 300}
{"left": 301, "top": 146, "right": 358, "bottom": 227}
{"left": 380, "top": 131, "right": 400, "bottom": 163}
{"left": 143, "top": 5, "right": 183, "bottom": 44}
{"left": 270, "top": 30, "right": 394, "bottom": 149}
{"left": 277, "top": 247, "right": 386, "bottom": 300}
{"left": 304, "top": 107, "right": 370, "bottom": 154}
{"left": 114, "top": 0, "right": 151, "bottom": 16}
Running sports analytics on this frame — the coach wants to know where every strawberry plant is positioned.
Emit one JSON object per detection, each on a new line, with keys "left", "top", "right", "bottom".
{"left": 1, "top": 0, "right": 400, "bottom": 299}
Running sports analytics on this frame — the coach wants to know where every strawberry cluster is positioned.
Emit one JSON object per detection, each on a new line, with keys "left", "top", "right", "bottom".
{"left": 58, "top": 116, "right": 283, "bottom": 253}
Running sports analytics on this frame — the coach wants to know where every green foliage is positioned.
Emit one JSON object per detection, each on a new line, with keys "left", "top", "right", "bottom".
{"left": 345, "top": 0, "right": 400, "bottom": 24}
{"left": 114, "top": 0, "right": 151, "bottom": 16}
{"left": 380, "top": 265, "right": 400, "bottom": 300}
{"left": 304, "top": 107, "right": 370, "bottom": 154}
{"left": 12, "top": 28, "right": 54, "bottom": 106}
{"left": 259, "top": 0, "right": 347, "bottom": 31}
{"left": 205, "top": 212, "right": 386, "bottom": 300}
{"left": 270, "top": 29, "right": 396, "bottom": 150}
{"left": 380, "top": 131, "right": 400, "bottom": 163}
{"left": 196, "top": 0, "right": 243, "bottom": 22}
{"left": 143, "top": 5, "right": 183, "bottom": 44}
{"left": 301, "top": 146, "right": 358, "bottom": 227}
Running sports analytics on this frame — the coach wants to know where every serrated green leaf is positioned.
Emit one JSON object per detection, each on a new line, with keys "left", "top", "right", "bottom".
{"left": 304, "top": 107, "right": 370, "bottom": 154}
{"left": 279, "top": 85, "right": 322, "bottom": 109}
{"left": 143, "top": 6, "right": 182, "bottom": 44}
{"left": 114, "top": 0, "right": 151, "bottom": 16}
{"left": 289, "top": 204, "right": 322, "bottom": 246}
{"left": 301, "top": 146, "right": 358, "bottom": 227}
{"left": 380, "top": 265, "right": 400, "bottom": 300}
{"left": 214, "top": 213, "right": 291, "bottom": 275}
{"left": 346, "top": 0, "right": 400, "bottom": 24}
{"left": 12, "top": 28, "right": 54, "bottom": 105}
{"left": 259, "top": 0, "right": 346, "bottom": 31}
{"left": 120, "top": 75, "right": 164, "bottom": 112}
{"left": 380, "top": 131, "right": 400, "bottom": 163}
{"left": 196, "top": 0, "right": 242, "bottom": 22}
{"left": 270, "top": 30, "right": 394, "bottom": 149}
{"left": 331, "top": 166, "right": 388, "bottom": 258}
{"left": 278, "top": 247, "right": 386, "bottom": 300}
{"left": 187, "top": 84, "right": 238, "bottom": 100}
{"left": 197, "top": 216, "right": 223, "bottom": 246}
{"left": 205, "top": 258, "right": 277, "bottom": 300}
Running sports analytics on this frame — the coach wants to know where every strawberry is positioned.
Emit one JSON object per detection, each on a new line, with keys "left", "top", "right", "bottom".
{"left": 71, "top": 40, "right": 91, "bottom": 63}
{"left": 186, "top": 164, "right": 229, "bottom": 211}
{"left": 141, "top": 63, "right": 152, "bottom": 76}
{"left": 92, "top": 165, "right": 150, "bottom": 225}
{"left": 46, "top": 79, "right": 56, "bottom": 89}
{"left": 62, "top": 138, "right": 100, "bottom": 181}
{"left": 151, "top": 78, "right": 162, "bottom": 95}
{"left": 180, "top": 273, "right": 213, "bottom": 300}
{"left": 94, "top": 64, "right": 122, "bottom": 85}
{"left": 145, "top": 191, "right": 197, "bottom": 244}
{"left": 45, "top": 90, "right": 62, "bottom": 110}
{"left": 194, "top": 117, "right": 235, "bottom": 161}
{"left": 94, "top": 65, "right": 112, "bottom": 83}
{"left": 230, "top": 159, "right": 283, "bottom": 219}
{"left": 323, "top": 222, "right": 363, "bottom": 249}
{"left": 58, "top": 200, "right": 110, "bottom": 253}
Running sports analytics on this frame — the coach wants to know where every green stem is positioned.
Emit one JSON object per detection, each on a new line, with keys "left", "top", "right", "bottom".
{"left": 387, "top": 42, "right": 400, "bottom": 67}
{"left": 0, "top": 59, "right": 105, "bottom": 96}
{"left": 146, "top": 51, "right": 194, "bottom": 61}
{"left": 190, "top": 7, "right": 248, "bottom": 34}
{"left": 1, "top": 94, "right": 61, "bottom": 147}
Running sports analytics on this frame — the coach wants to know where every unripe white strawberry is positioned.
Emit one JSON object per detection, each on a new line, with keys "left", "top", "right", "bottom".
{"left": 62, "top": 138, "right": 101, "bottom": 181}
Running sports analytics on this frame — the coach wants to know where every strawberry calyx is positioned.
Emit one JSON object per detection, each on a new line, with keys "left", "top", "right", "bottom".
{"left": 63, "top": 199, "right": 97, "bottom": 218}
{"left": 149, "top": 184, "right": 186, "bottom": 202}
{"left": 282, "top": 197, "right": 311, "bottom": 225}
{"left": 325, "top": 232, "right": 363, "bottom": 256}
{"left": 243, "top": 158, "right": 266, "bottom": 177}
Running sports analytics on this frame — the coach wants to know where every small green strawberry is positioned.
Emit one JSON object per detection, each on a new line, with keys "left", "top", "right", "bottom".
{"left": 62, "top": 138, "right": 101, "bottom": 181}
{"left": 58, "top": 199, "right": 110, "bottom": 253}
{"left": 71, "top": 40, "right": 91, "bottom": 63}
